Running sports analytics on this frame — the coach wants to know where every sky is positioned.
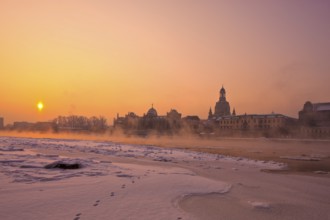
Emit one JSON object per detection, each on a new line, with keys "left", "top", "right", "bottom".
{"left": 0, "top": 0, "right": 329, "bottom": 125}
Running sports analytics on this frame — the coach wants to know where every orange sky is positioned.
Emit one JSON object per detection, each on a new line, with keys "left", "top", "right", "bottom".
{"left": 1, "top": 0, "right": 329, "bottom": 125}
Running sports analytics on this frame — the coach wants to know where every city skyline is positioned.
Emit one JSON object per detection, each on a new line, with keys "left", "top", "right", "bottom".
{"left": 0, "top": 85, "right": 315, "bottom": 126}
{"left": 1, "top": 1, "right": 329, "bottom": 124}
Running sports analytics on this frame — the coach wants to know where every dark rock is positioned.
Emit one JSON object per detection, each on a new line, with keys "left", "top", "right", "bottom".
{"left": 45, "top": 161, "right": 83, "bottom": 169}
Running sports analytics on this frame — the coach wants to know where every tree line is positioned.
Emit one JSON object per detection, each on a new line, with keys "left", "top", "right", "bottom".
{"left": 53, "top": 115, "right": 107, "bottom": 132}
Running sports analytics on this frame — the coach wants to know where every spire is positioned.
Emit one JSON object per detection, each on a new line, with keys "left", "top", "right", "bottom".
{"left": 220, "top": 85, "right": 225, "bottom": 93}
{"left": 220, "top": 85, "right": 226, "bottom": 101}
{"left": 208, "top": 107, "right": 213, "bottom": 119}
{"left": 232, "top": 108, "right": 236, "bottom": 116}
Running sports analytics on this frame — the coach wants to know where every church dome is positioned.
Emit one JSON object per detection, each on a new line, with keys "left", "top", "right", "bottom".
{"left": 169, "top": 109, "right": 178, "bottom": 114}
{"left": 146, "top": 106, "right": 158, "bottom": 117}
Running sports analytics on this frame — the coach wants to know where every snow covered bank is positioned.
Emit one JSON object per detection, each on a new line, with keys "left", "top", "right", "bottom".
{"left": 0, "top": 136, "right": 329, "bottom": 220}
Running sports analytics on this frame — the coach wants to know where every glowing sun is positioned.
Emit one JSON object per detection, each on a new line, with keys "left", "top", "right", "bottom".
{"left": 37, "top": 101, "right": 44, "bottom": 111}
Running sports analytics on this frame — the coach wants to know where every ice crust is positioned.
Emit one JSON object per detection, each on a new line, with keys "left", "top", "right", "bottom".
{"left": 0, "top": 136, "right": 286, "bottom": 183}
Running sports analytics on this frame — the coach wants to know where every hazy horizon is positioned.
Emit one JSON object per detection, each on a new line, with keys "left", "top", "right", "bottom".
{"left": 1, "top": 0, "right": 330, "bottom": 124}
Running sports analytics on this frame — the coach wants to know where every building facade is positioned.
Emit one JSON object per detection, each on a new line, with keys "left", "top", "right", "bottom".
{"left": 298, "top": 101, "right": 330, "bottom": 138}
{"left": 213, "top": 113, "right": 297, "bottom": 137}
{"left": 217, "top": 114, "right": 295, "bottom": 130}
{"left": 299, "top": 101, "right": 330, "bottom": 127}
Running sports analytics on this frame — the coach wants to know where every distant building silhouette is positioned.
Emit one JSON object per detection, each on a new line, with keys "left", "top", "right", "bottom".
{"left": 167, "top": 109, "right": 182, "bottom": 129}
{"left": 232, "top": 108, "right": 236, "bottom": 116}
{"left": 182, "top": 115, "right": 201, "bottom": 133}
{"left": 12, "top": 121, "right": 53, "bottom": 131}
{"left": 145, "top": 104, "right": 158, "bottom": 118}
{"left": 298, "top": 101, "right": 330, "bottom": 138}
{"left": 209, "top": 86, "right": 233, "bottom": 119}
{"left": 111, "top": 89, "right": 329, "bottom": 138}
{"left": 207, "top": 113, "right": 297, "bottom": 137}
{"left": 13, "top": 122, "right": 34, "bottom": 130}
{"left": 299, "top": 101, "right": 330, "bottom": 127}
{"left": 0, "top": 117, "right": 4, "bottom": 129}
{"left": 214, "top": 86, "right": 231, "bottom": 117}
{"left": 208, "top": 108, "right": 213, "bottom": 119}
{"left": 113, "top": 105, "right": 182, "bottom": 134}
{"left": 217, "top": 113, "right": 296, "bottom": 131}
{"left": 206, "top": 86, "right": 298, "bottom": 137}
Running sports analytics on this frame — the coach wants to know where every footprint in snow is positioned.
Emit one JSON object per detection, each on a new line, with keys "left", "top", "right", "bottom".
{"left": 73, "top": 213, "right": 81, "bottom": 220}
{"left": 93, "top": 200, "right": 100, "bottom": 206}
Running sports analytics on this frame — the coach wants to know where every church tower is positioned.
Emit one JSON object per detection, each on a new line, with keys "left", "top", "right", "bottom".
{"left": 214, "top": 86, "right": 231, "bottom": 117}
